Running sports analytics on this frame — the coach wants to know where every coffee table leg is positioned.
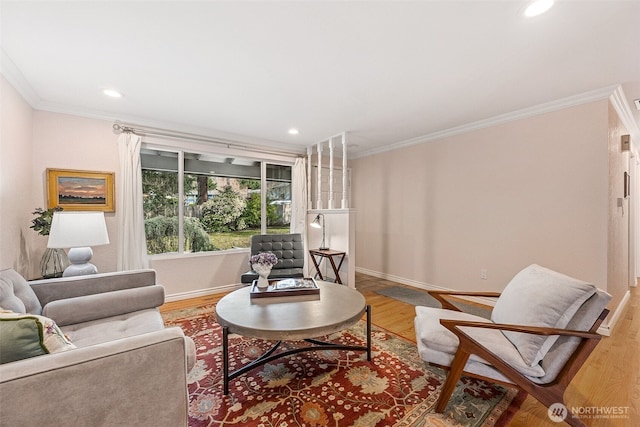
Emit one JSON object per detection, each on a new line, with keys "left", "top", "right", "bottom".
{"left": 223, "top": 326, "right": 229, "bottom": 395}
{"left": 366, "top": 305, "right": 372, "bottom": 361}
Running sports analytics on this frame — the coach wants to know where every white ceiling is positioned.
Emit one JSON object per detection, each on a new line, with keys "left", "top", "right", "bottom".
{"left": 2, "top": 1, "right": 639, "bottom": 157}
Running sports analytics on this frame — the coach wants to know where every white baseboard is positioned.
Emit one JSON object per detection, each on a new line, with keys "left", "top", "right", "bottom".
{"left": 165, "top": 283, "right": 244, "bottom": 302}
{"left": 596, "top": 290, "right": 631, "bottom": 337}
{"left": 355, "top": 267, "right": 497, "bottom": 307}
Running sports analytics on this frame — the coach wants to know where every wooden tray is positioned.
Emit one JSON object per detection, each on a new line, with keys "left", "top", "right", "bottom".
{"left": 250, "top": 277, "right": 320, "bottom": 298}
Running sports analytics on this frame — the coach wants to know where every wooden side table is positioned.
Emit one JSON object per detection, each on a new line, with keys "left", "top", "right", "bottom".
{"left": 309, "top": 249, "right": 347, "bottom": 284}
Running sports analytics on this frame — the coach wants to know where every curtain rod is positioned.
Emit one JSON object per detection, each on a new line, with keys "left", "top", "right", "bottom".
{"left": 112, "top": 122, "right": 304, "bottom": 158}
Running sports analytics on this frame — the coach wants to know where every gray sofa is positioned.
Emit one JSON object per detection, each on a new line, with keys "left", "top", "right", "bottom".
{"left": 241, "top": 233, "right": 305, "bottom": 283}
{"left": 0, "top": 268, "right": 195, "bottom": 427}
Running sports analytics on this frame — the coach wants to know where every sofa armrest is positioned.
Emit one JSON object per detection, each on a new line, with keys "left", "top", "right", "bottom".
{"left": 29, "top": 269, "right": 157, "bottom": 306}
{"left": 0, "top": 327, "right": 189, "bottom": 427}
{"left": 43, "top": 285, "right": 165, "bottom": 326}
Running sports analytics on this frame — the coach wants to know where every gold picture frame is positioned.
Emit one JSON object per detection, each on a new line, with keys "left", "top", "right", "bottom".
{"left": 47, "top": 168, "right": 115, "bottom": 212}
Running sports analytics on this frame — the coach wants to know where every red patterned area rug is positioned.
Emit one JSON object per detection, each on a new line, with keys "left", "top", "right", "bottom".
{"left": 162, "top": 305, "right": 525, "bottom": 427}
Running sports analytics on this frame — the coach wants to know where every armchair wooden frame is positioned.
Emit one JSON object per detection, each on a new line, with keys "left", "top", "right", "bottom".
{"left": 428, "top": 290, "right": 609, "bottom": 427}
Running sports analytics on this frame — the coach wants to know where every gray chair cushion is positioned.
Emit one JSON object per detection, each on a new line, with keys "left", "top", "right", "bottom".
{"left": 415, "top": 306, "right": 546, "bottom": 378}
{"left": 491, "top": 264, "right": 596, "bottom": 366}
{"left": 536, "top": 289, "right": 611, "bottom": 383}
{"left": 241, "top": 268, "right": 304, "bottom": 283}
{"left": 0, "top": 269, "right": 42, "bottom": 315}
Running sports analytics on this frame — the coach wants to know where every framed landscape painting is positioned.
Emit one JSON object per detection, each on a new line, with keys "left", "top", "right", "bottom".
{"left": 47, "top": 168, "right": 115, "bottom": 212}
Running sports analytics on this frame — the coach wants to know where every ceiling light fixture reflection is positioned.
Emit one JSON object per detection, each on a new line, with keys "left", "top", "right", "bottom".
{"left": 288, "top": 128, "right": 299, "bottom": 135}
{"left": 524, "top": 0, "right": 554, "bottom": 17}
{"left": 103, "top": 89, "right": 123, "bottom": 98}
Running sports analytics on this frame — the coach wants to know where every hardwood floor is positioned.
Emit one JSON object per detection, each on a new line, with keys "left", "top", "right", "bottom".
{"left": 160, "top": 272, "right": 639, "bottom": 426}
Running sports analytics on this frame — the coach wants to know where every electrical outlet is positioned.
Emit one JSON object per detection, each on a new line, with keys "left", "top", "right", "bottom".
{"left": 480, "top": 269, "right": 488, "bottom": 280}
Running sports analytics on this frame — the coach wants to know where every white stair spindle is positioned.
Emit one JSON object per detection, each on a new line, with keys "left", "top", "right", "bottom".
{"left": 316, "top": 143, "right": 323, "bottom": 209}
{"left": 307, "top": 146, "right": 313, "bottom": 209}
{"left": 342, "top": 133, "right": 348, "bottom": 209}
{"left": 328, "top": 137, "right": 334, "bottom": 209}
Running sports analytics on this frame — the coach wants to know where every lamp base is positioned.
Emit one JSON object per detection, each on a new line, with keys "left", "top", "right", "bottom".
{"left": 319, "top": 246, "right": 330, "bottom": 250}
{"left": 62, "top": 247, "right": 98, "bottom": 277}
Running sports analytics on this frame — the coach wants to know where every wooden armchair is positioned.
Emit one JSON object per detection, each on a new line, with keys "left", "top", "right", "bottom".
{"left": 414, "top": 264, "right": 611, "bottom": 427}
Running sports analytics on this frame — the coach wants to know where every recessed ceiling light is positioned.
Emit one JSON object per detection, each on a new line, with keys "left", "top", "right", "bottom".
{"left": 103, "top": 88, "right": 123, "bottom": 98}
{"left": 524, "top": 0, "right": 554, "bottom": 17}
{"left": 288, "top": 128, "right": 299, "bottom": 135}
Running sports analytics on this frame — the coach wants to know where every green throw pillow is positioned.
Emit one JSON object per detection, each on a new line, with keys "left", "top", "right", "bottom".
{"left": 0, "top": 310, "right": 76, "bottom": 364}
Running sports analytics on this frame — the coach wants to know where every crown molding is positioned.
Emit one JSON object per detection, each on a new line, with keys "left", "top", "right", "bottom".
{"left": 609, "top": 85, "right": 640, "bottom": 152}
{"left": 0, "top": 49, "right": 40, "bottom": 107}
{"left": 4, "top": 50, "right": 634, "bottom": 159}
{"left": 353, "top": 85, "right": 622, "bottom": 159}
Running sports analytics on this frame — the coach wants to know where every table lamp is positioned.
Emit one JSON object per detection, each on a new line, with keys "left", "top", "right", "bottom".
{"left": 47, "top": 211, "right": 110, "bottom": 277}
{"left": 310, "top": 213, "right": 329, "bottom": 250}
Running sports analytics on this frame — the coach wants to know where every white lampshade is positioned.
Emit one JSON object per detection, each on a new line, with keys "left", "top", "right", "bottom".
{"left": 47, "top": 212, "right": 109, "bottom": 277}
{"left": 47, "top": 212, "right": 110, "bottom": 248}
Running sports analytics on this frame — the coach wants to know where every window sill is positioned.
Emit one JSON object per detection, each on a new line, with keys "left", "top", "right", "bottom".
{"left": 147, "top": 247, "right": 249, "bottom": 261}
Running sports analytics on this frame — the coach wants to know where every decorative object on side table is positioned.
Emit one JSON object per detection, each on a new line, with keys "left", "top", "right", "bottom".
{"left": 250, "top": 277, "right": 320, "bottom": 298}
{"left": 249, "top": 251, "right": 278, "bottom": 289}
{"left": 31, "top": 207, "right": 69, "bottom": 279}
{"left": 47, "top": 211, "right": 110, "bottom": 277}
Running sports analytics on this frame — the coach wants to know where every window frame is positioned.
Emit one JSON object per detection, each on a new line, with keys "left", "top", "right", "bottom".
{"left": 141, "top": 140, "right": 296, "bottom": 258}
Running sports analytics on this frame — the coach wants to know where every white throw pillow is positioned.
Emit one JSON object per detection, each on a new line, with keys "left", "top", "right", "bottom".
{"left": 491, "top": 264, "right": 596, "bottom": 366}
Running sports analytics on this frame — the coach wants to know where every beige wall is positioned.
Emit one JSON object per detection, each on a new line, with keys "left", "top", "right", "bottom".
{"left": 29, "top": 111, "right": 120, "bottom": 278}
{"left": 352, "top": 101, "right": 612, "bottom": 296}
{"left": 0, "top": 75, "right": 34, "bottom": 275}
{"left": 607, "top": 101, "right": 631, "bottom": 311}
{"left": 29, "top": 111, "right": 251, "bottom": 295}
{"left": 2, "top": 75, "right": 633, "bottom": 312}
{"left": 1, "top": 80, "right": 251, "bottom": 293}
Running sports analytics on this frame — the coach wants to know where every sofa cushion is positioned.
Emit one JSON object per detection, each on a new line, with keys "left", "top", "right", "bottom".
{"left": 491, "top": 264, "right": 596, "bottom": 366}
{"left": 0, "top": 310, "right": 76, "bottom": 363}
{"left": 60, "top": 308, "right": 165, "bottom": 348}
{"left": 0, "top": 269, "right": 42, "bottom": 315}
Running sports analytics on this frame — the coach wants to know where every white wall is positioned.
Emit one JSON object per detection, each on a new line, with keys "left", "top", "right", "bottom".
{"left": 307, "top": 209, "right": 355, "bottom": 287}
{"left": 351, "top": 100, "right": 611, "bottom": 296}
{"left": 149, "top": 251, "right": 249, "bottom": 300}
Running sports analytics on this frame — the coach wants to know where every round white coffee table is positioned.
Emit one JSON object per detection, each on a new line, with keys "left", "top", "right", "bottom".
{"left": 216, "top": 281, "right": 371, "bottom": 394}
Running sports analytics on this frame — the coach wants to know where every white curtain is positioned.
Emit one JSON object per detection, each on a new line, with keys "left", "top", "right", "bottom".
{"left": 290, "top": 157, "right": 309, "bottom": 276}
{"left": 116, "top": 132, "right": 148, "bottom": 270}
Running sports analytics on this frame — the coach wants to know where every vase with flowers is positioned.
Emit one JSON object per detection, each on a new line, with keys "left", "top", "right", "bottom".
{"left": 31, "top": 207, "right": 69, "bottom": 279}
{"left": 249, "top": 252, "right": 278, "bottom": 289}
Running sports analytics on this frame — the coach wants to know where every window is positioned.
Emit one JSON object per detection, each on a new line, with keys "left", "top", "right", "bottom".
{"left": 141, "top": 148, "right": 292, "bottom": 255}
